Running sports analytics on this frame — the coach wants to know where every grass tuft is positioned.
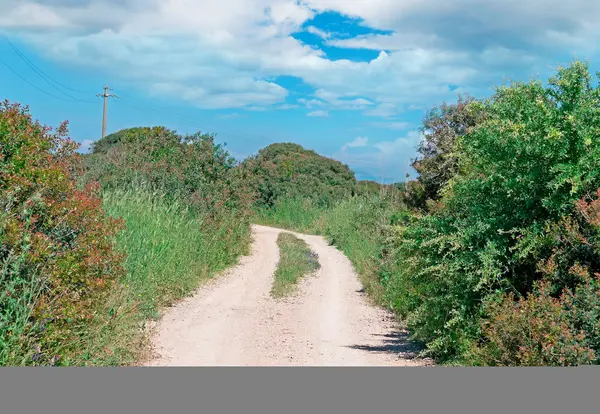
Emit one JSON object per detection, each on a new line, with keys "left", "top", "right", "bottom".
{"left": 271, "top": 232, "right": 320, "bottom": 298}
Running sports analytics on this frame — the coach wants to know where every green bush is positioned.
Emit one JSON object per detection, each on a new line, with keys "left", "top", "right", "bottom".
{"left": 84, "top": 126, "right": 253, "bottom": 221}
{"left": 240, "top": 143, "right": 357, "bottom": 208}
{"left": 385, "top": 61, "right": 600, "bottom": 362}
{"left": 472, "top": 273, "right": 600, "bottom": 366}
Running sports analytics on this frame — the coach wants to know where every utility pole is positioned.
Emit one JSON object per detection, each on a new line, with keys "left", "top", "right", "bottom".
{"left": 97, "top": 85, "right": 117, "bottom": 139}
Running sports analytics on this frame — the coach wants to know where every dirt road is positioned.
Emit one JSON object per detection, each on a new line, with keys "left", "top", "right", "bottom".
{"left": 145, "top": 224, "right": 430, "bottom": 366}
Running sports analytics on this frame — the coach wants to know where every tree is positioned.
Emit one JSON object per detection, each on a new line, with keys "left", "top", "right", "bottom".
{"left": 411, "top": 95, "right": 485, "bottom": 205}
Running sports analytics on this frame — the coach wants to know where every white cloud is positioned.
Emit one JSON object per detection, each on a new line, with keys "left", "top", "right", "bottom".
{"left": 306, "top": 25, "right": 330, "bottom": 39}
{"left": 0, "top": 2, "right": 69, "bottom": 28}
{"left": 334, "top": 130, "right": 422, "bottom": 181}
{"left": 307, "top": 110, "right": 330, "bottom": 117}
{"left": 374, "top": 131, "right": 421, "bottom": 157}
{"left": 298, "top": 98, "right": 327, "bottom": 108}
{"left": 342, "top": 136, "right": 368, "bottom": 151}
{"left": 365, "top": 103, "right": 397, "bottom": 118}
{"left": 373, "top": 121, "right": 412, "bottom": 130}
{"left": 2, "top": 0, "right": 600, "bottom": 119}
{"left": 77, "top": 139, "right": 95, "bottom": 154}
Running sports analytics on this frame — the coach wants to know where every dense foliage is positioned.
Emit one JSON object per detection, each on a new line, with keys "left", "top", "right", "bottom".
{"left": 1, "top": 111, "right": 253, "bottom": 365}
{"left": 384, "top": 61, "right": 600, "bottom": 363}
{"left": 84, "top": 126, "right": 253, "bottom": 220}
{"left": 81, "top": 126, "right": 252, "bottom": 364}
{"left": 401, "top": 95, "right": 486, "bottom": 210}
{"left": 0, "top": 101, "right": 124, "bottom": 365}
{"left": 241, "top": 143, "right": 357, "bottom": 208}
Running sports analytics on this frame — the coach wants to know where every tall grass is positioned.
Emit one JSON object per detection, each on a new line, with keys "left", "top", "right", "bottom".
{"left": 0, "top": 243, "right": 45, "bottom": 365}
{"left": 61, "top": 188, "right": 251, "bottom": 365}
{"left": 254, "top": 198, "right": 326, "bottom": 234}
{"left": 103, "top": 189, "right": 250, "bottom": 320}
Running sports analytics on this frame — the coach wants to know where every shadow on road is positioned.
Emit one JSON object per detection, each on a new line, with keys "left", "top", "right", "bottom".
{"left": 346, "top": 331, "right": 426, "bottom": 361}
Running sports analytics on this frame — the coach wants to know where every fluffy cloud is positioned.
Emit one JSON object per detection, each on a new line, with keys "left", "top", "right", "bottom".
{"left": 372, "top": 121, "right": 413, "bottom": 130}
{"left": 2, "top": 0, "right": 600, "bottom": 117}
{"left": 341, "top": 136, "right": 368, "bottom": 151}
{"left": 334, "top": 131, "right": 422, "bottom": 181}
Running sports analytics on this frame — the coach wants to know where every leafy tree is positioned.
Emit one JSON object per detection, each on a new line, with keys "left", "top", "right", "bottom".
{"left": 409, "top": 95, "right": 485, "bottom": 207}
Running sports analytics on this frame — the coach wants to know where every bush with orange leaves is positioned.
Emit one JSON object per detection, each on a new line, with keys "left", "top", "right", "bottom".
{"left": 1, "top": 101, "right": 125, "bottom": 365}
{"left": 474, "top": 280, "right": 597, "bottom": 366}
{"left": 472, "top": 191, "right": 600, "bottom": 366}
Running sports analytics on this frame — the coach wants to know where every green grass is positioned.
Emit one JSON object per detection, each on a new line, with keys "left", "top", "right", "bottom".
{"left": 0, "top": 244, "right": 45, "bottom": 366}
{"left": 271, "top": 232, "right": 320, "bottom": 298}
{"left": 254, "top": 198, "right": 326, "bottom": 235}
{"left": 72, "top": 188, "right": 250, "bottom": 365}
{"left": 256, "top": 197, "right": 395, "bottom": 305}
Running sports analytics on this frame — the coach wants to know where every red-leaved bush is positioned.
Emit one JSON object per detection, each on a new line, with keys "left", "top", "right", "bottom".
{"left": 472, "top": 189, "right": 600, "bottom": 366}
{"left": 476, "top": 281, "right": 596, "bottom": 366}
{"left": 1, "top": 101, "right": 124, "bottom": 365}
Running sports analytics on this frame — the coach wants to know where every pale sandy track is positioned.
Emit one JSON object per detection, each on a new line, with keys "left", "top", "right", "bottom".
{"left": 144, "top": 224, "right": 431, "bottom": 366}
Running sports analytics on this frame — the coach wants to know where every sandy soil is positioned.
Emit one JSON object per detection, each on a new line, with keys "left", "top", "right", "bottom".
{"left": 144, "top": 224, "right": 431, "bottom": 366}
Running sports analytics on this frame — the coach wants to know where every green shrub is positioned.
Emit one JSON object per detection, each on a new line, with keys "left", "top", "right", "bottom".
{"left": 241, "top": 143, "right": 357, "bottom": 208}
{"left": 84, "top": 127, "right": 253, "bottom": 221}
{"left": 385, "top": 61, "right": 600, "bottom": 363}
{"left": 473, "top": 281, "right": 596, "bottom": 366}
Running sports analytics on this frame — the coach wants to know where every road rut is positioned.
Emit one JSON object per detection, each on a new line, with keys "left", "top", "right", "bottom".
{"left": 145, "top": 224, "right": 430, "bottom": 366}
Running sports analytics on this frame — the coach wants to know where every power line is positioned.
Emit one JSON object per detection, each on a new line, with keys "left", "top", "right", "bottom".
{"left": 2, "top": 36, "right": 91, "bottom": 95}
{"left": 0, "top": 37, "right": 275, "bottom": 143}
{"left": 0, "top": 57, "right": 77, "bottom": 102}
{"left": 2, "top": 36, "right": 96, "bottom": 104}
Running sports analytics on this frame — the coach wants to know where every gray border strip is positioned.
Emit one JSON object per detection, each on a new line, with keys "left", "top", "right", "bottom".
{"left": 1, "top": 367, "right": 598, "bottom": 414}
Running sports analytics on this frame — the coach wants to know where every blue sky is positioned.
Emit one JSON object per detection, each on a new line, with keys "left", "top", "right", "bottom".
{"left": 2, "top": 0, "right": 600, "bottom": 182}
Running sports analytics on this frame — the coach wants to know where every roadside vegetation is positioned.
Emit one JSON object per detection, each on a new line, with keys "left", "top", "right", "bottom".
{"left": 271, "top": 232, "right": 320, "bottom": 298}
{"left": 240, "top": 142, "right": 357, "bottom": 209}
{"left": 258, "top": 61, "right": 600, "bottom": 366}
{"left": 1, "top": 112, "right": 251, "bottom": 365}
{"left": 4, "top": 60, "right": 600, "bottom": 366}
